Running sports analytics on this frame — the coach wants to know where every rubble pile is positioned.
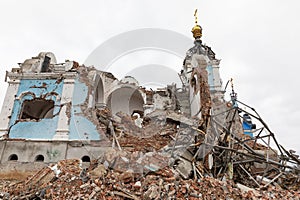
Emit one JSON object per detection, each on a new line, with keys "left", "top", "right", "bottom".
{"left": 1, "top": 13, "right": 300, "bottom": 199}
{"left": 1, "top": 158, "right": 299, "bottom": 199}
{"left": 1, "top": 107, "right": 300, "bottom": 199}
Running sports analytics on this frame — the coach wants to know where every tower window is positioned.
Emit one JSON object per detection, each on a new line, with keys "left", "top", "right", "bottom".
{"left": 20, "top": 99, "right": 54, "bottom": 120}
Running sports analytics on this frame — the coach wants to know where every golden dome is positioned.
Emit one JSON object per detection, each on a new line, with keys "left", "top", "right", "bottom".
{"left": 192, "top": 25, "right": 202, "bottom": 39}
{"left": 192, "top": 9, "right": 202, "bottom": 39}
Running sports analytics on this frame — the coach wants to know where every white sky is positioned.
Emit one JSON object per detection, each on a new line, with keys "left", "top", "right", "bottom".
{"left": 0, "top": 0, "right": 299, "bottom": 154}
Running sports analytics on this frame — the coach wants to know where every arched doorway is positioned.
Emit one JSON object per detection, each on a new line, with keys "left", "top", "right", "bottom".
{"left": 107, "top": 87, "right": 144, "bottom": 115}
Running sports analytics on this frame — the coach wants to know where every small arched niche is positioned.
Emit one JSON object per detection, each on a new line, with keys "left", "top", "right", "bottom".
{"left": 81, "top": 155, "right": 91, "bottom": 162}
{"left": 8, "top": 154, "right": 18, "bottom": 161}
{"left": 94, "top": 75, "right": 105, "bottom": 108}
{"left": 35, "top": 154, "right": 45, "bottom": 162}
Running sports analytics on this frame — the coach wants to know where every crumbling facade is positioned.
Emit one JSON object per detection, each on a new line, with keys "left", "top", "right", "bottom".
{"left": 0, "top": 23, "right": 227, "bottom": 165}
{"left": 0, "top": 49, "right": 189, "bottom": 164}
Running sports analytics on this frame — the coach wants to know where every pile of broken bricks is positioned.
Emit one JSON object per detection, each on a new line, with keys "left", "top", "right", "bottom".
{"left": 1, "top": 108, "right": 300, "bottom": 199}
{"left": 1, "top": 157, "right": 299, "bottom": 199}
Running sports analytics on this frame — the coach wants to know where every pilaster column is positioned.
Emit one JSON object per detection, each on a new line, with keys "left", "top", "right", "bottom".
{"left": 53, "top": 78, "right": 75, "bottom": 140}
{"left": 0, "top": 79, "right": 20, "bottom": 137}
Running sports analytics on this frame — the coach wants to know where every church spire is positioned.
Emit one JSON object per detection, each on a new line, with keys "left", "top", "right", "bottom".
{"left": 191, "top": 9, "right": 202, "bottom": 39}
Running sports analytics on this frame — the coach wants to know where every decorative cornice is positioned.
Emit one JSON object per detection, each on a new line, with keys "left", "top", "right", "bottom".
{"left": 7, "top": 72, "right": 78, "bottom": 80}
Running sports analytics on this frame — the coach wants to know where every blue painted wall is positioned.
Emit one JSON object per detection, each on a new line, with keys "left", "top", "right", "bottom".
{"left": 9, "top": 79, "right": 63, "bottom": 139}
{"left": 69, "top": 79, "right": 100, "bottom": 140}
{"left": 9, "top": 117, "right": 59, "bottom": 139}
{"left": 9, "top": 77, "right": 101, "bottom": 140}
{"left": 243, "top": 122, "right": 254, "bottom": 137}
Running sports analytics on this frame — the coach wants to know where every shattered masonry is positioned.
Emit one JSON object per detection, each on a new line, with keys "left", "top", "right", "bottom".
{"left": 0, "top": 12, "right": 300, "bottom": 199}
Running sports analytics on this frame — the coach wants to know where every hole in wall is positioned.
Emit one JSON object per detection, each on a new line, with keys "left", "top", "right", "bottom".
{"left": 41, "top": 56, "right": 51, "bottom": 72}
{"left": 20, "top": 99, "right": 55, "bottom": 120}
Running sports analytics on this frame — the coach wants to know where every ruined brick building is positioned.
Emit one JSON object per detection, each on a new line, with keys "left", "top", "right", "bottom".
{"left": 0, "top": 14, "right": 251, "bottom": 168}
{"left": 1, "top": 12, "right": 300, "bottom": 198}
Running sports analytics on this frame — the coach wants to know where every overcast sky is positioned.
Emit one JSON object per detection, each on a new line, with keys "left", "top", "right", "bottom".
{"left": 0, "top": 0, "right": 299, "bottom": 154}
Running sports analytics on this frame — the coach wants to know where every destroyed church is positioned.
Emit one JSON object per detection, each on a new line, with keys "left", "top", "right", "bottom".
{"left": 0, "top": 11, "right": 299, "bottom": 196}
{"left": 0, "top": 18, "right": 230, "bottom": 164}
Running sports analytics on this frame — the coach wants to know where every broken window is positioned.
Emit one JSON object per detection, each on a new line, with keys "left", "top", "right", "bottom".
{"left": 20, "top": 99, "right": 55, "bottom": 120}
{"left": 41, "top": 56, "right": 51, "bottom": 72}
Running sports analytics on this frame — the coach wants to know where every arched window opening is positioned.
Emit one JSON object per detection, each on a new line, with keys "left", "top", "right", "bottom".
{"left": 35, "top": 155, "right": 45, "bottom": 162}
{"left": 81, "top": 155, "right": 91, "bottom": 162}
{"left": 8, "top": 154, "right": 18, "bottom": 161}
{"left": 95, "top": 76, "right": 104, "bottom": 108}
{"left": 107, "top": 87, "right": 144, "bottom": 115}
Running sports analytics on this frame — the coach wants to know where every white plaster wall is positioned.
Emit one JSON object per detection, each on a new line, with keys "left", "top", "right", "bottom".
{"left": 0, "top": 140, "right": 111, "bottom": 164}
{"left": 190, "top": 90, "right": 201, "bottom": 117}
{"left": 212, "top": 62, "right": 222, "bottom": 92}
{"left": 0, "top": 79, "right": 20, "bottom": 136}
{"left": 153, "top": 93, "right": 171, "bottom": 110}
{"left": 0, "top": 141, "right": 67, "bottom": 163}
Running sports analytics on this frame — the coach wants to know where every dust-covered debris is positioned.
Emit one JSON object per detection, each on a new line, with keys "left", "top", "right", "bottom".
{"left": 1, "top": 158, "right": 299, "bottom": 200}
{"left": 1, "top": 105, "right": 300, "bottom": 199}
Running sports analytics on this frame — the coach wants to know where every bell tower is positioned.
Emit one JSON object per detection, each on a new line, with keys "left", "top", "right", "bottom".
{"left": 178, "top": 10, "right": 225, "bottom": 117}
